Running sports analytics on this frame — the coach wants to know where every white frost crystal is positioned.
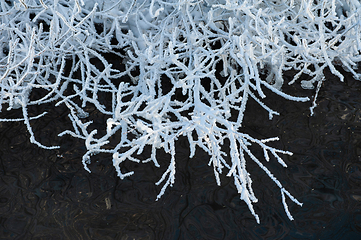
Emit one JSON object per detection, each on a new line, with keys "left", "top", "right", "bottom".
{"left": 1, "top": 0, "right": 361, "bottom": 223}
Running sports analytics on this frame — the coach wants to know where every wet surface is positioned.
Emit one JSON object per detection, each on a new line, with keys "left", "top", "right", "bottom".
{"left": 1, "top": 68, "right": 361, "bottom": 239}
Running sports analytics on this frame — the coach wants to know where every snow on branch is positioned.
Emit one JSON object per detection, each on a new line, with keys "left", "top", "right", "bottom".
{"left": 1, "top": 0, "right": 360, "bottom": 223}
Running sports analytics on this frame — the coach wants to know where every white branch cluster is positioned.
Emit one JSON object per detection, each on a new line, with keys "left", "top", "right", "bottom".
{"left": 1, "top": 0, "right": 361, "bottom": 223}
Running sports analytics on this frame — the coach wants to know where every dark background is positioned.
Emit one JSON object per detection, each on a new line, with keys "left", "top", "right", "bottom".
{"left": 1, "top": 68, "right": 361, "bottom": 239}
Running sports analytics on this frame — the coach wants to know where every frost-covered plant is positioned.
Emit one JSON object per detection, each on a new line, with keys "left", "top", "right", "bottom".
{"left": 1, "top": 0, "right": 361, "bottom": 223}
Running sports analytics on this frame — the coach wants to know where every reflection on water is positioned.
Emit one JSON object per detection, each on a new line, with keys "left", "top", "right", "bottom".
{"left": 1, "top": 69, "right": 361, "bottom": 239}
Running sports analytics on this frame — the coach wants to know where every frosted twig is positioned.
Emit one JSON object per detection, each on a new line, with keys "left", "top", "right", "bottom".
{"left": 1, "top": 0, "right": 361, "bottom": 223}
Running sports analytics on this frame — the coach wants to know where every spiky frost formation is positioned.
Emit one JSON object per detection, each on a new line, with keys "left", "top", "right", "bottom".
{"left": 1, "top": 0, "right": 361, "bottom": 223}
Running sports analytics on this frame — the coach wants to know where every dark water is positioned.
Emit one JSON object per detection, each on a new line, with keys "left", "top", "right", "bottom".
{"left": 1, "top": 68, "right": 361, "bottom": 240}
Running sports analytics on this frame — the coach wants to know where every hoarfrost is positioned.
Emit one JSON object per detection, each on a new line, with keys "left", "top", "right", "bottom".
{"left": 1, "top": 0, "right": 361, "bottom": 223}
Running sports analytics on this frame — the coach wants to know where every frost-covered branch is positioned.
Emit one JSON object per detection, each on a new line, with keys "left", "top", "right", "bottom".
{"left": 1, "top": 0, "right": 361, "bottom": 223}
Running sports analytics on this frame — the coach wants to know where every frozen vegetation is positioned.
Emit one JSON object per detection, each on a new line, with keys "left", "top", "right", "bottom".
{"left": 1, "top": 0, "right": 361, "bottom": 223}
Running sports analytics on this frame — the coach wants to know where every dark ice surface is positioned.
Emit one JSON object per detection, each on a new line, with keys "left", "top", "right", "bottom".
{"left": 1, "top": 68, "right": 361, "bottom": 240}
